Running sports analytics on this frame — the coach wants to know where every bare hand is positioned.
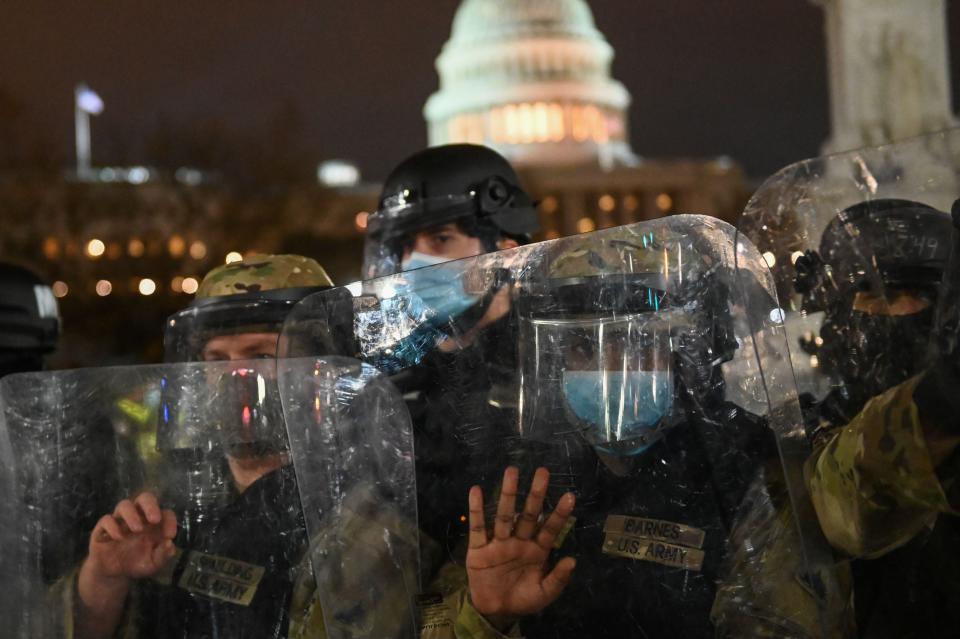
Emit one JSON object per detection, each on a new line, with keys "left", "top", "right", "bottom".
{"left": 466, "top": 467, "right": 576, "bottom": 626}
{"left": 75, "top": 492, "right": 178, "bottom": 639}
{"left": 85, "top": 491, "right": 178, "bottom": 582}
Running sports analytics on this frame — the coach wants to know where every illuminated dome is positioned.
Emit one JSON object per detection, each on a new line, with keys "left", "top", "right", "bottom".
{"left": 425, "top": 0, "right": 637, "bottom": 168}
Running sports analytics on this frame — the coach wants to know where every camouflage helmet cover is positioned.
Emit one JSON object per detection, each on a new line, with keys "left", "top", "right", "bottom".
{"left": 196, "top": 254, "right": 333, "bottom": 298}
{"left": 514, "top": 228, "right": 662, "bottom": 319}
{"left": 528, "top": 221, "right": 747, "bottom": 370}
{"left": 164, "top": 254, "right": 334, "bottom": 362}
{"left": 537, "top": 224, "right": 717, "bottom": 311}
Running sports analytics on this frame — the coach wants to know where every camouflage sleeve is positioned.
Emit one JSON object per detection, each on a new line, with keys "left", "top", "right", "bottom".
{"left": 806, "top": 373, "right": 959, "bottom": 559}
{"left": 48, "top": 567, "right": 141, "bottom": 639}
{"left": 711, "top": 466, "right": 854, "bottom": 639}
{"left": 443, "top": 588, "right": 523, "bottom": 639}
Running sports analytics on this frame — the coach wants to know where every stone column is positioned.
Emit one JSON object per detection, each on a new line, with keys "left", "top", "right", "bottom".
{"left": 814, "top": 0, "right": 957, "bottom": 154}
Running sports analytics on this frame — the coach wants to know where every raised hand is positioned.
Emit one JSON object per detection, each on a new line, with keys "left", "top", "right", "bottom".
{"left": 76, "top": 492, "right": 179, "bottom": 639}
{"left": 86, "top": 491, "right": 179, "bottom": 580}
{"left": 466, "top": 466, "right": 576, "bottom": 627}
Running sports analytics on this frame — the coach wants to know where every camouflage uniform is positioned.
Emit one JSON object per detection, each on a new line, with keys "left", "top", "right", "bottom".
{"left": 801, "top": 370, "right": 960, "bottom": 637}
{"left": 51, "top": 255, "right": 511, "bottom": 639}
{"left": 806, "top": 374, "right": 959, "bottom": 558}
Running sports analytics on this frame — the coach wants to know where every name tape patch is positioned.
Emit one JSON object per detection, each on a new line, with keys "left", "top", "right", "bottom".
{"left": 603, "top": 515, "right": 705, "bottom": 549}
{"left": 602, "top": 533, "right": 705, "bottom": 571}
{"left": 177, "top": 550, "right": 265, "bottom": 606}
{"left": 417, "top": 593, "right": 453, "bottom": 636}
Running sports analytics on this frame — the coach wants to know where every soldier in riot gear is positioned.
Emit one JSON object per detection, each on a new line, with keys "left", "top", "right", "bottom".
{"left": 357, "top": 145, "right": 541, "bottom": 560}
{"left": 479, "top": 226, "right": 796, "bottom": 638}
{"left": 794, "top": 199, "right": 960, "bottom": 638}
{"left": 70, "top": 254, "right": 336, "bottom": 638}
{"left": 59, "top": 254, "right": 561, "bottom": 639}
{"left": 734, "top": 128, "right": 960, "bottom": 639}
{"left": 0, "top": 262, "right": 59, "bottom": 377}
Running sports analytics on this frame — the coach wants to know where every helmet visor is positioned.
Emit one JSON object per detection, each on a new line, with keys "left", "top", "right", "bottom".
{"left": 519, "top": 313, "right": 677, "bottom": 454}
{"left": 164, "top": 288, "right": 328, "bottom": 362}
{"left": 158, "top": 359, "right": 287, "bottom": 457}
{"left": 363, "top": 194, "right": 477, "bottom": 279}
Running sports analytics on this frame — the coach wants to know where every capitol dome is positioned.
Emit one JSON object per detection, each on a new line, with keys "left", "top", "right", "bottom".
{"left": 424, "top": 0, "right": 637, "bottom": 168}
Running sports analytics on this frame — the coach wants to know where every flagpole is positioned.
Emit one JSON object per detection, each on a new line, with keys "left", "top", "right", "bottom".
{"left": 75, "top": 84, "right": 93, "bottom": 180}
{"left": 74, "top": 83, "right": 104, "bottom": 180}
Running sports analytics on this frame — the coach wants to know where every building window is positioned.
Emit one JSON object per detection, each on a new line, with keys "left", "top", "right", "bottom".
{"left": 576, "top": 217, "right": 596, "bottom": 233}
{"left": 597, "top": 193, "right": 616, "bottom": 213}
{"left": 656, "top": 192, "right": 673, "bottom": 212}
{"left": 548, "top": 103, "right": 565, "bottom": 141}
{"left": 541, "top": 195, "right": 559, "bottom": 214}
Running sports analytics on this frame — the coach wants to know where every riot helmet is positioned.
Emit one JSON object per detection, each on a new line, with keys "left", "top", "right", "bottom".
{"left": 0, "top": 262, "right": 60, "bottom": 377}
{"left": 164, "top": 254, "right": 334, "bottom": 363}
{"left": 363, "top": 144, "right": 540, "bottom": 278}
{"left": 793, "top": 199, "right": 952, "bottom": 401}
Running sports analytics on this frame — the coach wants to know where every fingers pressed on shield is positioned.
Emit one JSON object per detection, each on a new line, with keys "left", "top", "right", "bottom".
{"left": 134, "top": 492, "right": 162, "bottom": 526}
{"left": 515, "top": 467, "right": 549, "bottom": 541}
{"left": 94, "top": 514, "right": 124, "bottom": 543}
{"left": 151, "top": 539, "right": 177, "bottom": 569}
{"left": 536, "top": 492, "right": 576, "bottom": 551}
{"left": 468, "top": 485, "right": 489, "bottom": 549}
{"left": 113, "top": 499, "right": 144, "bottom": 533}
{"left": 494, "top": 466, "right": 520, "bottom": 540}
{"left": 540, "top": 556, "right": 577, "bottom": 603}
{"left": 161, "top": 509, "right": 178, "bottom": 540}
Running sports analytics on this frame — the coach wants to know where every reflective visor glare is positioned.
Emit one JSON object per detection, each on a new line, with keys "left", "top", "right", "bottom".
{"left": 560, "top": 323, "right": 671, "bottom": 373}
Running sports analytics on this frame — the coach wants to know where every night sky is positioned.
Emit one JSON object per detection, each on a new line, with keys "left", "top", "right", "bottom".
{"left": 2, "top": 1, "right": 960, "bottom": 180}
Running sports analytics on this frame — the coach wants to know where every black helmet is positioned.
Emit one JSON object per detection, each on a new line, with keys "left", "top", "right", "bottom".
{"left": 795, "top": 199, "right": 953, "bottom": 406}
{"left": 794, "top": 198, "right": 953, "bottom": 309}
{"left": 0, "top": 263, "right": 60, "bottom": 361}
{"left": 363, "top": 144, "right": 540, "bottom": 278}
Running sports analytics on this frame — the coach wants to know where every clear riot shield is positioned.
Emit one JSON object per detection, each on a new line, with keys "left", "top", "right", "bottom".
{"left": 739, "top": 128, "right": 960, "bottom": 638}
{"left": 277, "top": 356, "right": 420, "bottom": 639}
{"left": 0, "top": 357, "right": 418, "bottom": 639}
{"left": 281, "top": 215, "right": 849, "bottom": 638}
{"left": 739, "top": 128, "right": 959, "bottom": 404}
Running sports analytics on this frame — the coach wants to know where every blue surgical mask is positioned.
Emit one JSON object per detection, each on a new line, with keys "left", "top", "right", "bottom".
{"left": 561, "top": 370, "right": 673, "bottom": 455}
{"left": 400, "top": 251, "right": 479, "bottom": 325}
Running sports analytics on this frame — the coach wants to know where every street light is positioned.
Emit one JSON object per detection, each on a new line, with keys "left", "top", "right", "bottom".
{"left": 75, "top": 83, "right": 104, "bottom": 180}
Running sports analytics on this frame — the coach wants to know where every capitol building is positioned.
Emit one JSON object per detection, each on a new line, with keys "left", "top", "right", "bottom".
{"left": 418, "top": 0, "right": 747, "bottom": 238}
{"left": 425, "top": 0, "right": 637, "bottom": 168}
